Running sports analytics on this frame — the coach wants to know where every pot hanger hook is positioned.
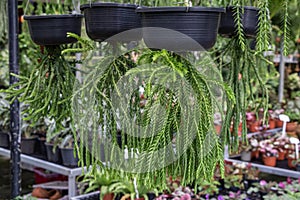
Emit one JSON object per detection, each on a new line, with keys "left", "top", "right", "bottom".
{"left": 72, "top": 0, "right": 81, "bottom": 14}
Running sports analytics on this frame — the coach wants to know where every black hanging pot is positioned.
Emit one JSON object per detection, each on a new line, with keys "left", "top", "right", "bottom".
{"left": 136, "top": 6, "right": 225, "bottom": 51}
{"left": 218, "top": 6, "right": 259, "bottom": 38}
{"left": 24, "top": 14, "right": 83, "bottom": 46}
{"left": 80, "top": 3, "right": 142, "bottom": 42}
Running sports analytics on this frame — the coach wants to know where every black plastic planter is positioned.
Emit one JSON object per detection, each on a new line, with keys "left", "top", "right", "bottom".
{"left": 136, "top": 6, "right": 225, "bottom": 51}
{"left": 21, "top": 137, "right": 37, "bottom": 155}
{"left": 45, "top": 143, "right": 62, "bottom": 164}
{"left": 0, "top": 132, "right": 10, "bottom": 149}
{"left": 23, "top": 14, "right": 83, "bottom": 46}
{"left": 80, "top": 3, "right": 141, "bottom": 42}
{"left": 218, "top": 6, "right": 259, "bottom": 38}
{"left": 60, "top": 147, "right": 79, "bottom": 167}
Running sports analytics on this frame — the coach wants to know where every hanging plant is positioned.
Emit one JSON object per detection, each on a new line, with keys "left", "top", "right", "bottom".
{"left": 215, "top": 37, "right": 269, "bottom": 151}
{"left": 72, "top": 43, "right": 235, "bottom": 190}
{"left": 0, "top": 0, "right": 7, "bottom": 47}
{"left": 3, "top": 45, "right": 77, "bottom": 133}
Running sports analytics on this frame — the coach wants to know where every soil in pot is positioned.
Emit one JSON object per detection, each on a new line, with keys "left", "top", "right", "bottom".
{"left": 21, "top": 137, "right": 37, "bottom": 155}
{"left": 45, "top": 143, "right": 62, "bottom": 164}
{"left": 263, "top": 156, "right": 276, "bottom": 167}
{"left": 218, "top": 6, "right": 259, "bottom": 38}
{"left": 24, "top": 14, "right": 83, "bottom": 46}
{"left": 136, "top": 7, "right": 225, "bottom": 51}
{"left": 60, "top": 147, "right": 79, "bottom": 167}
{"left": 0, "top": 132, "right": 10, "bottom": 149}
{"left": 80, "top": 3, "right": 141, "bottom": 42}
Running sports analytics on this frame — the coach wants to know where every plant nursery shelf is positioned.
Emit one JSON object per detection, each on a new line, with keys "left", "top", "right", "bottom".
{"left": 0, "top": 147, "right": 85, "bottom": 197}
{"left": 225, "top": 156, "right": 300, "bottom": 179}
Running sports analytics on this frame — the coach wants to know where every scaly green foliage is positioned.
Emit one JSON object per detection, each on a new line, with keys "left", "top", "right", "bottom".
{"left": 73, "top": 48, "right": 234, "bottom": 191}
{"left": 2, "top": 46, "right": 77, "bottom": 137}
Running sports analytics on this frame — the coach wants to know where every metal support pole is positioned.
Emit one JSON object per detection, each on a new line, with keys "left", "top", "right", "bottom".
{"left": 278, "top": 38, "right": 285, "bottom": 103}
{"left": 8, "top": 0, "right": 21, "bottom": 198}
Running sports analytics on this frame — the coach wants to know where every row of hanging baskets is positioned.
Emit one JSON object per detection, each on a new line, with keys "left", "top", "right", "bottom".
{"left": 24, "top": 3, "right": 259, "bottom": 50}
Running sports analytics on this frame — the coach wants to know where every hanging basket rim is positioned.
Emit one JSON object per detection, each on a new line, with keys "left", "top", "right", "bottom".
{"left": 80, "top": 3, "right": 138, "bottom": 11}
{"left": 136, "top": 6, "right": 225, "bottom": 13}
{"left": 23, "top": 14, "right": 83, "bottom": 20}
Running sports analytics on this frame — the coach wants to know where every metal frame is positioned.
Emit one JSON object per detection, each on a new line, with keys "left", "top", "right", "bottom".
{"left": 0, "top": 147, "right": 85, "bottom": 197}
{"left": 225, "top": 157, "right": 300, "bottom": 179}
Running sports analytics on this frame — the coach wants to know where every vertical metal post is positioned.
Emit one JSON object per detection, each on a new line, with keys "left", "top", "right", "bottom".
{"left": 278, "top": 38, "right": 285, "bottom": 103}
{"left": 8, "top": 0, "right": 21, "bottom": 198}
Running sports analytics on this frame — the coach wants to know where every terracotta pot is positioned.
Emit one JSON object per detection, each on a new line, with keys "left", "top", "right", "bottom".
{"left": 288, "top": 157, "right": 296, "bottom": 169}
{"left": 275, "top": 118, "right": 283, "bottom": 128}
{"left": 31, "top": 187, "right": 49, "bottom": 198}
{"left": 277, "top": 151, "right": 286, "bottom": 161}
{"left": 251, "top": 150, "right": 260, "bottom": 159}
{"left": 49, "top": 190, "right": 62, "bottom": 200}
{"left": 248, "top": 121, "right": 261, "bottom": 133}
{"left": 286, "top": 122, "right": 298, "bottom": 132}
{"left": 263, "top": 156, "right": 276, "bottom": 167}
{"left": 268, "top": 119, "right": 276, "bottom": 129}
{"left": 104, "top": 193, "right": 115, "bottom": 200}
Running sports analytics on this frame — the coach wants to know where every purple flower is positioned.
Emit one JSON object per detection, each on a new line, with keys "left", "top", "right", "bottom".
{"left": 278, "top": 182, "right": 285, "bottom": 189}
{"left": 217, "top": 195, "right": 224, "bottom": 200}
{"left": 260, "top": 180, "right": 267, "bottom": 186}
{"left": 205, "top": 194, "right": 209, "bottom": 200}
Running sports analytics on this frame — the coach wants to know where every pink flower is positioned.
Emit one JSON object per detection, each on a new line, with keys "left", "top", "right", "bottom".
{"left": 180, "top": 194, "right": 191, "bottom": 200}
{"left": 173, "top": 197, "right": 180, "bottom": 200}
{"left": 260, "top": 180, "right": 267, "bottom": 186}
{"left": 278, "top": 182, "right": 285, "bottom": 189}
{"left": 229, "top": 191, "right": 236, "bottom": 198}
{"left": 287, "top": 177, "right": 292, "bottom": 184}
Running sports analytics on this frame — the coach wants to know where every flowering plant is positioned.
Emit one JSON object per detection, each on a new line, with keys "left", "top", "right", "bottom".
{"left": 259, "top": 140, "right": 278, "bottom": 157}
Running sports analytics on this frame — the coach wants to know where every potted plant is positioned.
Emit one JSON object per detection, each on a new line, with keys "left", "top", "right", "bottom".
{"left": 136, "top": 2, "right": 225, "bottom": 51}
{"left": 44, "top": 118, "right": 64, "bottom": 164}
{"left": 3, "top": 44, "right": 78, "bottom": 133}
{"left": 0, "top": 92, "right": 10, "bottom": 149}
{"left": 292, "top": 158, "right": 300, "bottom": 171}
{"left": 22, "top": 0, "right": 83, "bottom": 46}
{"left": 250, "top": 138, "right": 259, "bottom": 159}
{"left": 20, "top": 122, "right": 37, "bottom": 155}
{"left": 57, "top": 120, "right": 79, "bottom": 167}
{"left": 284, "top": 100, "right": 300, "bottom": 133}
{"left": 80, "top": 2, "right": 141, "bottom": 42}
{"left": 259, "top": 139, "right": 278, "bottom": 167}
{"left": 239, "top": 141, "right": 252, "bottom": 161}
{"left": 273, "top": 137, "right": 289, "bottom": 161}
{"left": 72, "top": 41, "right": 234, "bottom": 189}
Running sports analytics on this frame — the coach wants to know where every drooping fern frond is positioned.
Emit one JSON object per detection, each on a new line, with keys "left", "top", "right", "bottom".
{"left": 232, "top": 0, "right": 246, "bottom": 51}
{"left": 73, "top": 48, "right": 234, "bottom": 191}
{"left": 256, "top": 0, "right": 271, "bottom": 52}
{"left": 282, "top": 0, "right": 290, "bottom": 56}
